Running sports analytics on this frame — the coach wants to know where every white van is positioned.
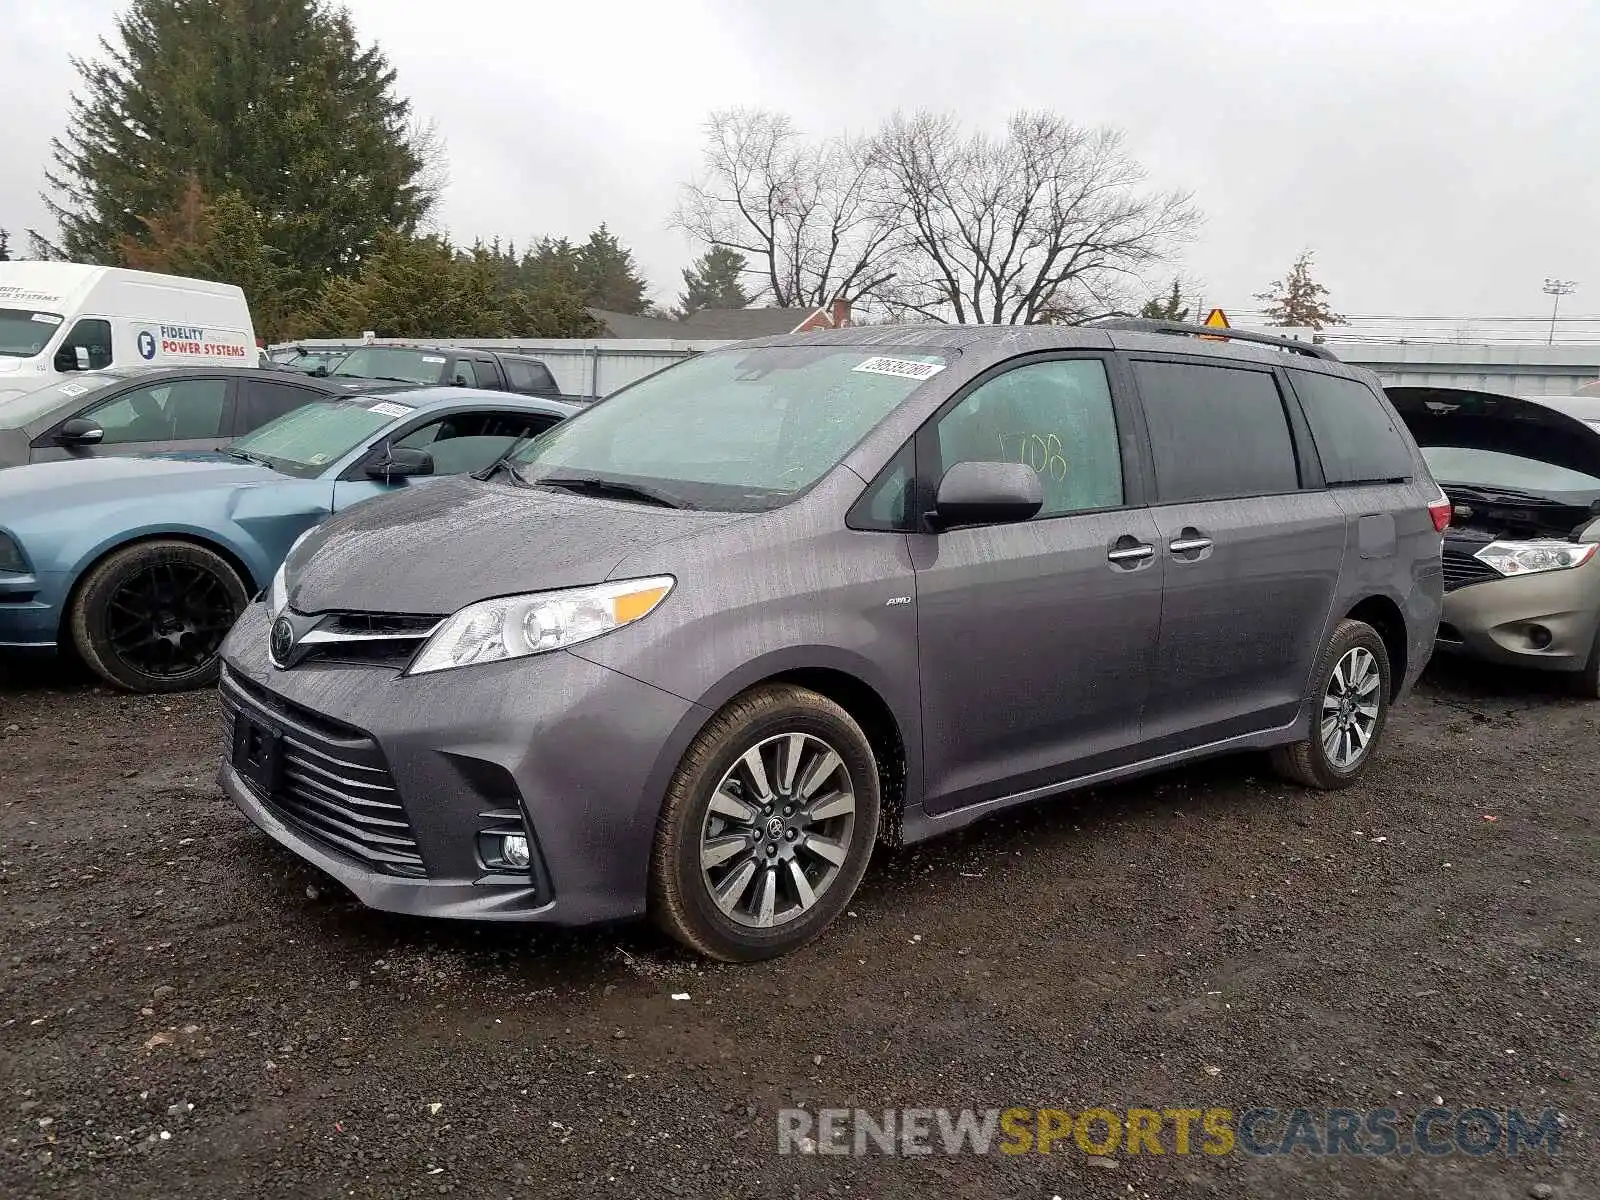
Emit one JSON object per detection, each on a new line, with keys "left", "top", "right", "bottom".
{"left": 0, "top": 263, "right": 257, "bottom": 391}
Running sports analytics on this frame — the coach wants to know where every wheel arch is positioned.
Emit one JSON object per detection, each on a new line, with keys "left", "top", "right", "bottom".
{"left": 58, "top": 530, "right": 260, "bottom": 643}
{"left": 1345, "top": 593, "right": 1408, "bottom": 700}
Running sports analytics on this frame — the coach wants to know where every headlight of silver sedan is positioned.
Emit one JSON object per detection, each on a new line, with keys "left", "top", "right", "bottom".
{"left": 407, "top": 576, "right": 675, "bottom": 676}
{"left": 1474, "top": 539, "right": 1599, "bottom": 577}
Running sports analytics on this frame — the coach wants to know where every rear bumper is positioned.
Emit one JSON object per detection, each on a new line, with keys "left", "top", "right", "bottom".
{"left": 217, "top": 602, "right": 703, "bottom": 925}
{"left": 1437, "top": 565, "right": 1600, "bottom": 673}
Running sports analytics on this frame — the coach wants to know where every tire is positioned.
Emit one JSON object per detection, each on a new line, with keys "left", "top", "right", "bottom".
{"left": 1577, "top": 624, "right": 1600, "bottom": 700}
{"left": 1270, "top": 618, "right": 1392, "bottom": 790}
{"left": 69, "top": 539, "right": 250, "bottom": 694}
{"left": 649, "top": 684, "right": 881, "bottom": 962}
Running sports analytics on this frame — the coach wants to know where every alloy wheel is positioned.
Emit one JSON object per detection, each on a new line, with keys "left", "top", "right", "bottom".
{"left": 699, "top": 732, "right": 857, "bottom": 929}
{"left": 105, "top": 561, "right": 241, "bottom": 678}
{"left": 1321, "top": 646, "right": 1381, "bottom": 769}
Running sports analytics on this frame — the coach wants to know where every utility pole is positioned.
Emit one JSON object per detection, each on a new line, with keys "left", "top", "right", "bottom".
{"left": 1543, "top": 278, "right": 1578, "bottom": 346}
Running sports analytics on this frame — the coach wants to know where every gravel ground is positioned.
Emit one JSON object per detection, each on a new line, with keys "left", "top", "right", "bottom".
{"left": 0, "top": 655, "right": 1594, "bottom": 1199}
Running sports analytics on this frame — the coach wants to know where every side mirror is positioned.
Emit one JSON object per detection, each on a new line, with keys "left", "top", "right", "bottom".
{"left": 56, "top": 417, "right": 105, "bottom": 446}
{"left": 931, "top": 461, "right": 1042, "bottom": 529}
{"left": 365, "top": 446, "right": 434, "bottom": 481}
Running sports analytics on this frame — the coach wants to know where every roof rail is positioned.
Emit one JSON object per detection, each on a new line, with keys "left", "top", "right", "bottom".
{"left": 1092, "top": 317, "right": 1341, "bottom": 362}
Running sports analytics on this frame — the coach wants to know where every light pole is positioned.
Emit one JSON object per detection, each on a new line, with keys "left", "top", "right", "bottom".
{"left": 1543, "top": 278, "right": 1578, "bottom": 346}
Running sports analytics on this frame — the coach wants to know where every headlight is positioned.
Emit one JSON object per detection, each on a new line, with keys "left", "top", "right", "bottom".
{"left": 407, "top": 576, "right": 675, "bottom": 675}
{"left": 268, "top": 529, "right": 317, "bottom": 615}
{"left": 0, "top": 532, "right": 26, "bottom": 574}
{"left": 1474, "top": 539, "right": 1599, "bottom": 577}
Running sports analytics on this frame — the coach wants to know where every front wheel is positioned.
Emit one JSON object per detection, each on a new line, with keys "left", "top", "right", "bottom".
{"left": 1270, "top": 619, "right": 1392, "bottom": 790}
{"left": 649, "top": 684, "right": 881, "bottom": 962}
{"left": 69, "top": 540, "right": 250, "bottom": 693}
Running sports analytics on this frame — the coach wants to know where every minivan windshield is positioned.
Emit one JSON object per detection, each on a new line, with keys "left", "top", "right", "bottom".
{"left": 232, "top": 398, "right": 411, "bottom": 479}
{"left": 331, "top": 347, "right": 449, "bottom": 385}
{"left": 1422, "top": 446, "right": 1600, "bottom": 499}
{"left": 510, "top": 345, "right": 949, "bottom": 511}
{"left": 0, "top": 308, "right": 64, "bottom": 359}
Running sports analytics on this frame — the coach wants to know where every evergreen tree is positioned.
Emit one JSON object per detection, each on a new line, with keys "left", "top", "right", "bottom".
{"left": 1139, "top": 277, "right": 1190, "bottom": 322}
{"left": 575, "top": 225, "right": 650, "bottom": 314}
{"left": 676, "top": 246, "right": 750, "bottom": 316}
{"left": 0, "top": 230, "right": 10, "bottom": 262}
{"left": 117, "top": 177, "right": 300, "bottom": 339}
{"left": 48, "top": 0, "right": 436, "bottom": 285}
{"left": 1253, "top": 250, "right": 1347, "bottom": 330}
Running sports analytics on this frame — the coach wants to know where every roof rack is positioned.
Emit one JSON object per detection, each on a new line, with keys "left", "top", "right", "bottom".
{"left": 1092, "top": 318, "right": 1341, "bottom": 362}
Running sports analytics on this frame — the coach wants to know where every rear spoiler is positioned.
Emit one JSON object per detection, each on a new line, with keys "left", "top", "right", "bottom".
{"left": 1092, "top": 318, "right": 1341, "bottom": 362}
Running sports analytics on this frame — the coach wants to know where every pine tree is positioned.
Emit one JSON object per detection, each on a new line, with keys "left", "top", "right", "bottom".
{"left": 576, "top": 225, "right": 650, "bottom": 314}
{"left": 1138, "top": 278, "right": 1189, "bottom": 322}
{"left": 1253, "top": 250, "right": 1347, "bottom": 330}
{"left": 0, "top": 230, "right": 10, "bottom": 262}
{"left": 676, "top": 246, "right": 750, "bottom": 316}
{"left": 48, "top": 0, "right": 435, "bottom": 286}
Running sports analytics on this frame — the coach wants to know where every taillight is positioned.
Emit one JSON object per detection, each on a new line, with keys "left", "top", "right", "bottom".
{"left": 1427, "top": 491, "right": 1452, "bottom": 533}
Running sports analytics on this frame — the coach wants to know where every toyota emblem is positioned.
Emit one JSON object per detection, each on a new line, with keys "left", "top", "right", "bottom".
{"left": 269, "top": 616, "right": 295, "bottom": 666}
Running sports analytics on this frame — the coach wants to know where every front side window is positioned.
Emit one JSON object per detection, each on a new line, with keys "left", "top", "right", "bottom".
{"left": 1289, "top": 369, "right": 1413, "bottom": 485}
{"left": 394, "top": 411, "right": 560, "bottom": 474}
{"left": 56, "top": 318, "right": 113, "bottom": 371}
{"left": 512, "top": 345, "right": 949, "bottom": 512}
{"left": 232, "top": 398, "right": 414, "bottom": 478}
{"left": 0, "top": 308, "right": 64, "bottom": 359}
{"left": 1134, "top": 360, "right": 1300, "bottom": 503}
{"left": 239, "top": 380, "right": 319, "bottom": 431}
{"left": 935, "top": 358, "right": 1123, "bottom": 517}
{"left": 86, "top": 378, "right": 228, "bottom": 443}
{"left": 331, "top": 347, "right": 449, "bottom": 385}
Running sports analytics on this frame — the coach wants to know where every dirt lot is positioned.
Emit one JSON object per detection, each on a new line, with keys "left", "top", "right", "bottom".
{"left": 0, "top": 655, "right": 1594, "bottom": 1200}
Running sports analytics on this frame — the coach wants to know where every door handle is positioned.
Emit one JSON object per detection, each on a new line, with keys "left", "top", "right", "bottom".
{"left": 1107, "top": 544, "right": 1155, "bottom": 564}
{"left": 1169, "top": 537, "right": 1213, "bottom": 554}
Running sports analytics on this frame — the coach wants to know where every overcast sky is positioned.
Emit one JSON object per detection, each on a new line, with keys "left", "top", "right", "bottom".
{"left": 5, "top": 0, "right": 1596, "bottom": 322}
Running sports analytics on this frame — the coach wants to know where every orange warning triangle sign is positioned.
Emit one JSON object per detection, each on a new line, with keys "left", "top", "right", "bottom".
{"left": 1203, "top": 308, "right": 1230, "bottom": 329}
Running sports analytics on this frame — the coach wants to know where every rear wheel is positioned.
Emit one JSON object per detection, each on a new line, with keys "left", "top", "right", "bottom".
{"left": 649, "top": 684, "right": 880, "bottom": 962}
{"left": 69, "top": 540, "right": 249, "bottom": 693}
{"left": 1577, "top": 624, "right": 1600, "bottom": 700}
{"left": 1270, "top": 619, "right": 1392, "bottom": 790}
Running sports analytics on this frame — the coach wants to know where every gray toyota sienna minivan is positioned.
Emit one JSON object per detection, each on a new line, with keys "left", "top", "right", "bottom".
{"left": 217, "top": 321, "right": 1446, "bottom": 961}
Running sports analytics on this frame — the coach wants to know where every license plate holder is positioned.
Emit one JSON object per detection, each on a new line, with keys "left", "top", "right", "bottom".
{"left": 231, "top": 710, "right": 283, "bottom": 796}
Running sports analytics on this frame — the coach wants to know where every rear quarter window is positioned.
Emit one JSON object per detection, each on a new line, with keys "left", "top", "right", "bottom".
{"left": 1289, "top": 369, "right": 1414, "bottom": 485}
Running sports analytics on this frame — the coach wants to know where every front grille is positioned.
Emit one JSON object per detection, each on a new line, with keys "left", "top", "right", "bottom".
{"left": 1442, "top": 547, "right": 1499, "bottom": 592}
{"left": 221, "top": 671, "right": 426, "bottom": 877}
{"left": 299, "top": 611, "right": 442, "bottom": 670}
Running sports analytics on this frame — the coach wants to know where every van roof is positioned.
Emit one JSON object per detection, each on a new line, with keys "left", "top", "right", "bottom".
{"left": 0, "top": 262, "right": 244, "bottom": 309}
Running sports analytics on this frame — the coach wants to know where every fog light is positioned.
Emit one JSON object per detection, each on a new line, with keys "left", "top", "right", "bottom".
{"left": 500, "top": 834, "right": 531, "bottom": 868}
{"left": 1528, "top": 625, "right": 1553, "bottom": 650}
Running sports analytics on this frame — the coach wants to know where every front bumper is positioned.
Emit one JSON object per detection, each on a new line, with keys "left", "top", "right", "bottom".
{"left": 217, "top": 602, "right": 704, "bottom": 925}
{"left": 0, "top": 570, "right": 59, "bottom": 651}
{"left": 1436, "top": 563, "right": 1600, "bottom": 673}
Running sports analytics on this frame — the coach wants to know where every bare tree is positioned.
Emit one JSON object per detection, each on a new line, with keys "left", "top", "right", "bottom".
{"left": 673, "top": 109, "right": 899, "bottom": 309}
{"left": 868, "top": 111, "right": 1199, "bottom": 324}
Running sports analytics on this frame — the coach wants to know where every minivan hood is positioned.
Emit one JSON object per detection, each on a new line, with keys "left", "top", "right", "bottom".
{"left": 1386, "top": 386, "right": 1600, "bottom": 478}
{"left": 286, "top": 476, "right": 751, "bottom": 615}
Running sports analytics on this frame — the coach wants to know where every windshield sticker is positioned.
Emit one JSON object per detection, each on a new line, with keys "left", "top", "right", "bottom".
{"left": 367, "top": 401, "right": 415, "bottom": 418}
{"left": 57, "top": 382, "right": 90, "bottom": 398}
{"left": 421, "top": 354, "right": 446, "bottom": 364}
{"left": 308, "top": 452, "right": 331, "bottom": 465}
{"left": 30, "top": 313, "right": 62, "bottom": 325}
{"left": 853, "top": 356, "right": 946, "bottom": 381}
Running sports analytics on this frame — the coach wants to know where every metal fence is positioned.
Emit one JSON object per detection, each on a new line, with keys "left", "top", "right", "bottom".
{"left": 274, "top": 337, "right": 731, "bottom": 398}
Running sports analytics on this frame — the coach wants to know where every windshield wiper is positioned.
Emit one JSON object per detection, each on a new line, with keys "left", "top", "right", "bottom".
{"left": 472, "top": 433, "right": 538, "bottom": 484}
{"left": 534, "top": 475, "right": 685, "bottom": 509}
{"left": 1444, "top": 484, "right": 1566, "bottom": 505}
{"left": 226, "top": 448, "right": 272, "bottom": 467}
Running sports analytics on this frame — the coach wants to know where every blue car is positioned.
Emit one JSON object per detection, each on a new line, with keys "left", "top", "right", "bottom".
{"left": 0, "top": 386, "right": 577, "bottom": 691}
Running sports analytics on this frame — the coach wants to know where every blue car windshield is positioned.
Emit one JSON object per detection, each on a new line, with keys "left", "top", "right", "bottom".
{"left": 511, "top": 345, "right": 949, "bottom": 512}
{"left": 233, "top": 398, "right": 415, "bottom": 479}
